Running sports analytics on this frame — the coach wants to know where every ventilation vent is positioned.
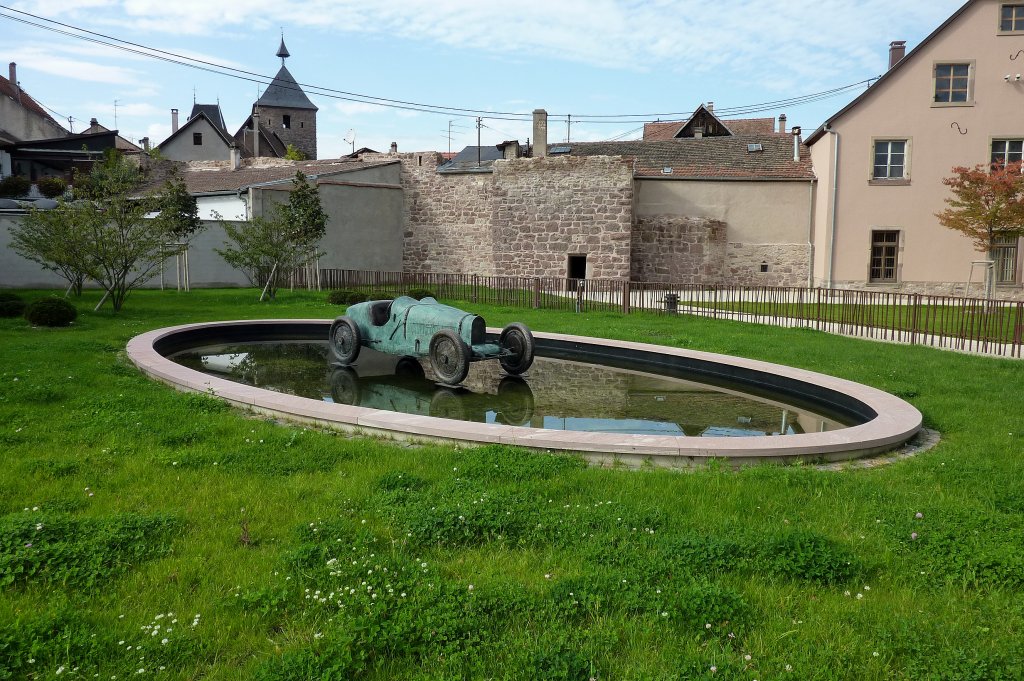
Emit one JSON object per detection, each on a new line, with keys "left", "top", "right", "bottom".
{"left": 747, "top": 143, "right": 763, "bottom": 153}
{"left": 662, "top": 167, "right": 673, "bottom": 174}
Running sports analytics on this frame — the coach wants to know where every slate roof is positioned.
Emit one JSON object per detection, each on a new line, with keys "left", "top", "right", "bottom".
{"left": 255, "top": 64, "right": 318, "bottom": 111}
{"left": 189, "top": 103, "right": 227, "bottom": 133}
{"left": 559, "top": 134, "right": 813, "bottom": 180}
{"left": 0, "top": 73, "right": 66, "bottom": 135}
{"left": 232, "top": 118, "right": 288, "bottom": 158}
{"left": 157, "top": 111, "right": 235, "bottom": 151}
{"left": 643, "top": 116, "right": 777, "bottom": 141}
{"left": 151, "top": 159, "right": 399, "bottom": 195}
{"left": 437, "top": 145, "right": 505, "bottom": 173}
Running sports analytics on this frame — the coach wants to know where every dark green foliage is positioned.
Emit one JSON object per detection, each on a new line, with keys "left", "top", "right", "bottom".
{"left": 35, "top": 176, "right": 67, "bottom": 198}
{"left": 152, "top": 170, "right": 202, "bottom": 242}
{"left": 756, "top": 529, "right": 862, "bottom": 585}
{"left": 0, "top": 293, "right": 25, "bottom": 318}
{"left": 326, "top": 289, "right": 369, "bottom": 305}
{"left": 0, "top": 512, "right": 179, "bottom": 588}
{"left": 23, "top": 297, "right": 77, "bottom": 327}
{"left": 406, "top": 287, "right": 436, "bottom": 300}
{"left": 0, "top": 175, "right": 30, "bottom": 198}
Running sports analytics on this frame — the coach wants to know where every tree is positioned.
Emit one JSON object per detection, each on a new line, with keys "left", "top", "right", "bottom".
{"left": 9, "top": 198, "right": 101, "bottom": 296}
{"left": 152, "top": 169, "right": 202, "bottom": 243}
{"left": 936, "top": 161, "right": 1024, "bottom": 295}
{"left": 73, "top": 150, "right": 176, "bottom": 311}
{"left": 217, "top": 171, "right": 327, "bottom": 300}
{"left": 284, "top": 144, "right": 306, "bottom": 161}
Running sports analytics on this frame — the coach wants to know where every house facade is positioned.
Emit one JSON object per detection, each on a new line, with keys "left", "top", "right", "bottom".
{"left": 807, "top": 0, "right": 1024, "bottom": 298}
{"left": 0, "top": 62, "right": 68, "bottom": 147}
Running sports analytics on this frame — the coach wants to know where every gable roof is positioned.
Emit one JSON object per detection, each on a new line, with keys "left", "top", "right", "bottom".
{"left": 0, "top": 72, "right": 67, "bottom": 136}
{"left": 85, "top": 119, "right": 142, "bottom": 153}
{"left": 806, "top": 0, "right": 974, "bottom": 145}
{"left": 255, "top": 64, "right": 318, "bottom": 111}
{"left": 157, "top": 111, "right": 235, "bottom": 150}
{"left": 232, "top": 117, "right": 288, "bottom": 158}
{"left": 189, "top": 103, "right": 227, "bottom": 133}
{"left": 643, "top": 106, "right": 777, "bottom": 141}
{"left": 141, "top": 158, "right": 399, "bottom": 195}
{"left": 561, "top": 134, "right": 813, "bottom": 180}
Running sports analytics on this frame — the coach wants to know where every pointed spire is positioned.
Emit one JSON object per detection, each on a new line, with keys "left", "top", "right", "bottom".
{"left": 276, "top": 30, "right": 290, "bottom": 65}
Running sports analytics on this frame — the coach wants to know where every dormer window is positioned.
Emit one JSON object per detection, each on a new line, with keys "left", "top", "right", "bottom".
{"left": 1000, "top": 4, "right": 1024, "bottom": 32}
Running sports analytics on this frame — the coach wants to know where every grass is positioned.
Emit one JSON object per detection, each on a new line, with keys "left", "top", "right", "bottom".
{"left": 1, "top": 287, "right": 1022, "bottom": 679}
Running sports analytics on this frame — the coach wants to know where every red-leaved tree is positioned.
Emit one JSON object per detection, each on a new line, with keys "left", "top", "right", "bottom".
{"left": 936, "top": 160, "right": 1024, "bottom": 259}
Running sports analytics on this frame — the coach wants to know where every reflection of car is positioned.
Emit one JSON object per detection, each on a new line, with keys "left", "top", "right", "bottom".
{"left": 329, "top": 353, "right": 535, "bottom": 426}
{"left": 329, "top": 296, "right": 534, "bottom": 385}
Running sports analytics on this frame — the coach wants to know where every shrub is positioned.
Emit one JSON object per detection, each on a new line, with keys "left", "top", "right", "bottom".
{"left": 0, "top": 175, "right": 30, "bottom": 198}
{"left": 0, "top": 292, "right": 26, "bottom": 318}
{"left": 24, "top": 296, "right": 78, "bottom": 327}
{"left": 327, "top": 289, "right": 368, "bottom": 305}
{"left": 36, "top": 176, "right": 68, "bottom": 198}
{"left": 407, "top": 287, "right": 436, "bottom": 300}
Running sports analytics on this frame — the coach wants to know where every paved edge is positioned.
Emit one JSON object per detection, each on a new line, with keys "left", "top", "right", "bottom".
{"left": 126, "top": 319, "right": 924, "bottom": 469}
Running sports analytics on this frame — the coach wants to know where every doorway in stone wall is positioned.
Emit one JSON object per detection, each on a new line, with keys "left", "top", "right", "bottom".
{"left": 567, "top": 254, "right": 587, "bottom": 292}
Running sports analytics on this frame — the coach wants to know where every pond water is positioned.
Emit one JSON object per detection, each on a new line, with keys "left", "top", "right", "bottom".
{"left": 170, "top": 341, "right": 851, "bottom": 437}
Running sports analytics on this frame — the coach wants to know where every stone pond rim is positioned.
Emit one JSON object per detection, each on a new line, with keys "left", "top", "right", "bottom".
{"left": 126, "top": 319, "right": 923, "bottom": 468}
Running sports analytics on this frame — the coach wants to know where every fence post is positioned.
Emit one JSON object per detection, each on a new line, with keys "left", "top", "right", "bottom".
{"left": 533, "top": 278, "right": 541, "bottom": 309}
{"left": 622, "top": 280, "right": 630, "bottom": 315}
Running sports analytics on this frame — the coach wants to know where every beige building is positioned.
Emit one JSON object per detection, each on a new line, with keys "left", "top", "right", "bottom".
{"left": 807, "top": 0, "right": 1024, "bottom": 298}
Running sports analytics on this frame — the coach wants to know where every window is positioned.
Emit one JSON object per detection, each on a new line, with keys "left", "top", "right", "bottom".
{"left": 192, "top": 132, "right": 202, "bottom": 146}
{"left": 870, "top": 230, "right": 900, "bottom": 282}
{"left": 1001, "top": 4, "right": 1024, "bottom": 31}
{"left": 994, "top": 236, "right": 1019, "bottom": 284}
{"left": 873, "top": 140, "right": 907, "bottom": 179}
{"left": 282, "top": 115, "right": 291, "bottom": 129}
{"left": 991, "top": 139, "right": 1024, "bottom": 166}
{"left": 934, "top": 63, "right": 972, "bottom": 104}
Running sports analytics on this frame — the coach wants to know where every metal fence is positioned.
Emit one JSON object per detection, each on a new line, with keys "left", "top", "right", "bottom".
{"left": 302, "top": 269, "right": 1024, "bottom": 359}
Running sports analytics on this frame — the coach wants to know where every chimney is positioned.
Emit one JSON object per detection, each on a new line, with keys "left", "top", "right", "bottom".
{"left": 8, "top": 63, "right": 19, "bottom": 103}
{"left": 778, "top": 113, "right": 787, "bottom": 134}
{"left": 390, "top": 142, "right": 398, "bottom": 154}
{"left": 251, "top": 110, "right": 260, "bottom": 157}
{"left": 89, "top": 117, "right": 99, "bottom": 133}
{"left": 889, "top": 41, "right": 907, "bottom": 70}
{"left": 171, "top": 108, "right": 179, "bottom": 133}
{"left": 229, "top": 145, "right": 240, "bottom": 170}
{"left": 499, "top": 140, "right": 520, "bottom": 160}
{"left": 707, "top": 101, "right": 714, "bottom": 113}
{"left": 140, "top": 137, "right": 150, "bottom": 152}
{"left": 532, "top": 109, "right": 548, "bottom": 158}
{"left": 791, "top": 126, "right": 802, "bottom": 162}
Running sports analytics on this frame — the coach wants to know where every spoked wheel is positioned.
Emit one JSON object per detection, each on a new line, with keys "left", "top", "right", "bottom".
{"left": 329, "top": 316, "right": 361, "bottom": 365}
{"left": 429, "top": 329, "right": 471, "bottom": 385}
{"left": 498, "top": 322, "right": 535, "bottom": 375}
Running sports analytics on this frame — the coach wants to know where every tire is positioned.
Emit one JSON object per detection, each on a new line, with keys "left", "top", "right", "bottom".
{"left": 329, "top": 367, "right": 361, "bottom": 405}
{"left": 498, "top": 322, "right": 535, "bottom": 375}
{"left": 497, "top": 376, "right": 535, "bottom": 426}
{"left": 394, "top": 356, "right": 426, "bottom": 380}
{"left": 429, "top": 329, "right": 471, "bottom": 385}
{"left": 329, "top": 316, "right": 361, "bottom": 365}
{"left": 430, "top": 387, "right": 467, "bottom": 421}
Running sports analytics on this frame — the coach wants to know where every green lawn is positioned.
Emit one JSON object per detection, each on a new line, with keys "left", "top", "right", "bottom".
{"left": 1, "top": 288, "right": 1022, "bottom": 680}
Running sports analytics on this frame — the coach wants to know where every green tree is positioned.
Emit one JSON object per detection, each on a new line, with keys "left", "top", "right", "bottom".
{"left": 10, "top": 198, "right": 102, "bottom": 296}
{"left": 217, "top": 171, "right": 327, "bottom": 300}
{"left": 152, "top": 169, "right": 202, "bottom": 243}
{"left": 284, "top": 144, "right": 306, "bottom": 161}
{"left": 936, "top": 161, "right": 1024, "bottom": 296}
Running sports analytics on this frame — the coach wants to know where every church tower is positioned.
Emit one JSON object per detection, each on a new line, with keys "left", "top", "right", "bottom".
{"left": 253, "top": 37, "right": 318, "bottom": 159}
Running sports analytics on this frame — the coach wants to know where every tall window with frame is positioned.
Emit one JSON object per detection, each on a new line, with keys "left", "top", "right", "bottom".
{"left": 1001, "top": 4, "right": 1024, "bottom": 31}
{"left": 934, "top": 63, "right": 971, "bottom": 104}
{"left": 991, "top": 139, "right": 1023, "bottom": 167}
{"left": 873, "top": 140, "right": 907, "bottom": 179}
{"left": 870, "top": 230, "right": 900, "bottom": 283}
{"left": 994, "top": 236, "right": 1019, "bottom": 284}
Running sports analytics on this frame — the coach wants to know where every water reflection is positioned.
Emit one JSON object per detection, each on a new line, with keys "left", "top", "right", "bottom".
{"left": 170, "top": 342, "right": 848, "bottom": 437}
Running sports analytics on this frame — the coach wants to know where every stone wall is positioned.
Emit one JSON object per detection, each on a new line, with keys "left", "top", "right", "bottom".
{"left": 630, "top": 215, "right": 726, "bottom": 284}
{"left": 370, "top": 152, "right": 634, "bottom": 278}
{"left": 725, "top": 243, "right": 810, "bottom": 288}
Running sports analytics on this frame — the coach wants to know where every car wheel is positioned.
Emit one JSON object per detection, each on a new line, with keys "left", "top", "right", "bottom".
{"left": 330, "top": 316, "right": 361, "bottom": 365}
{"left": 429, "top": 329, "right": 471, "bottom": 385}
{"left": 497, "top": 376, "right": 535, "bottom": 426}
{"left": 498, "top": 322, "right": 535, "bottom": 375}
{"left": 329, "top": 367, "right": 361, "bottom": 405}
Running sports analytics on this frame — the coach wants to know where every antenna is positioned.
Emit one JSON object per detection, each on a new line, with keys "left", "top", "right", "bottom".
{"left": 343, "top": 129, "right": 355, "bottom": 154}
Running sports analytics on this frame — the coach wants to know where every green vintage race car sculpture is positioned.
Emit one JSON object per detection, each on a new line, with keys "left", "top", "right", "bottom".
{"left": 329, "top": 296, "right": 535, "bottom": 385}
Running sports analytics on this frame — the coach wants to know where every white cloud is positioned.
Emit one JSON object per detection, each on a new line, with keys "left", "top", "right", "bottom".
{"left": 333, "top": 101, "right": 386, "bottom": 116}
{"left": 7, "top": 45, "right": 143, "bottom": 85}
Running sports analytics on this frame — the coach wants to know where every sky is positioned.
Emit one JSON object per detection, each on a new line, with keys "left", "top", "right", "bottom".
{"left": 1, "top": 0, "right": 967, "bottom": 158}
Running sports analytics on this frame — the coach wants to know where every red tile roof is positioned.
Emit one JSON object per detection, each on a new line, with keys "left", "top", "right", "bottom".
{"left": 560, "top": 134, "right": 813, "bottom": 180}
{"left": 643, "top": 117, "right": 777, "bottom": 141}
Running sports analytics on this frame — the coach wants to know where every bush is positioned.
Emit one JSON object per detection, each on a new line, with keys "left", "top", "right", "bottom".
{"left": 0, "top": 292, "right": 26, "bottom": 318}
{"left": 24, "top": 296, "right": 78, "bottom": 327}
{"left": 407, "top": 287, "right": 436, "bottom": 300}
{"left": 0, "top": 175, "right": 31, "bottom": 198}
{"left": 35, "top": 176, "right": 68, "bottom": 198}
{"left": 327, "top": 289, "right": 368, "bottom": 305}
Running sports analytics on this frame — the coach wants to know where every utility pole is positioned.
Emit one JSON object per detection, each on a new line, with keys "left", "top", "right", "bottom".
{"left": 448, "top": 120, "right": 454, "bottom": 155}
{"left": 567, "top": 114, "right": 572, "bottom": 143}
{"left": 476, "top": 117, "right": 482, "bottom": 167}
{"left": 113, "top": 99, "right": 119, "bottom": 129}
{"left": 67, "top": 116, "right": 74, "bottom": 134}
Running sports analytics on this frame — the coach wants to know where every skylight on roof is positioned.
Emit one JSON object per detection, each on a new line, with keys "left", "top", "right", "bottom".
{"left": 747, "top": 143, "right": 764, "bottom": 153}
{"left": 550, "top": 145, "right": 571, "bottom": 154}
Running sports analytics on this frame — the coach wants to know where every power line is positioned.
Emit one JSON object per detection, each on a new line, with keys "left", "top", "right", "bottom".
{"left": 0, "top": 4, "right": 876, "bottom": 126}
